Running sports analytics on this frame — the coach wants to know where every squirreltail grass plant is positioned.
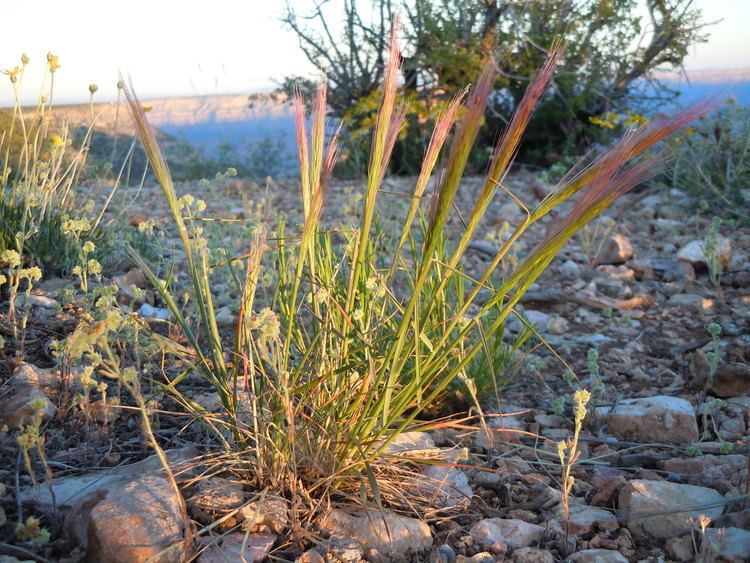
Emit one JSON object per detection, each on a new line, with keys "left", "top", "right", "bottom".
{"left": 123, "top": 21, "right": 720, "bottom": 515}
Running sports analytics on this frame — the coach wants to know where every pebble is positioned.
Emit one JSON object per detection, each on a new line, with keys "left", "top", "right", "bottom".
{"left": 190, "top": 477, "right": 244, "bottom": 511}
{"left": 561, "top": 504, "right": 619, "bottom": 535}
{"left": 560, "top": 259, "right": 581, "bottom": 278}
{"left": 421, "top": 459, "right": 473, "bottom": 508}
{"left": 469, "top": 518, "right": 545, "bottom": 549}
{"left": 139, "top": 303, "right": 173, "bottom": 321}
{"left": 14, "top": 293, "right": 60, "bottom": 309}
{"left": 436, "top": 544, "right": 457, "bottom": 563}
{"left": 677, "top": 237, "right": 732, "bottom": 269}
{"left": 567, "top": 548, "right": 628, "bottom": 562}
{"left": 511, "top": 547, "right": 554, "bottom": 563}
{"left": 214, "top": 305, "right": 237, "bottom": 327}
{"left": 19, "top": 446, "right": 197, "bottom": 507}
{"left": 241, "top": 495, "right": 288, "bottom": 533}
{"left": 595, "top": 233, "right": 633, "bottom": 265}
{"left": 0, "top": 385, "right": 56, "bottom": 429}
{"left": 546, "top": 316, "right": 569, "bottom": 335}
{"left": 665, "top": 533, "right": 695, "bottom": 562}
{"left": 382, "top": 431, "right": 436, "bottom": 454}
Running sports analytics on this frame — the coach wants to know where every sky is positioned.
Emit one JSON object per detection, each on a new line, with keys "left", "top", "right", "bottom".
{"left": 1, "top": 0, "right": 749, "bottom": 106}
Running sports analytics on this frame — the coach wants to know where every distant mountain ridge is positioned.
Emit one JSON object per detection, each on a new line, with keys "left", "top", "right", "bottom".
{"left": 9, "top": 68, "right": 748, "bottom": 157}
{"left": 656, "top": 67, "right": 750, "bottom": 84}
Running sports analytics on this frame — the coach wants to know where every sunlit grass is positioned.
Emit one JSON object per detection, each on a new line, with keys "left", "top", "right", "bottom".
{"left": 114, "top": 21, "right": 720, "bottom": 515}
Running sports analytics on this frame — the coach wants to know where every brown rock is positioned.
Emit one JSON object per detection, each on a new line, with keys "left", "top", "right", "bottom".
{"left": 561, "top": 504, "right": 619, "bottom": 535}
{"left": 71, "top": 475, "right": 189, "bottom": 563}
{"left": 689, "top": 339, "right": 750, "bottom": 397}
{"left": 240, "top": 495, "right": 288, "bottom": 534}
{"left": 0, "top": 386, "right": 56, "bottom": 429}
{"left": 190, "top": 477, "right": 244, "bottom": 512}
{"left": 595, "top": 234, "right": 633, "bottom": 265}
{"left": 113, "top": 270, "right": 153, "bottom": 305}
{"left": 590, "top": 474, "right": 627, "bottom": 507}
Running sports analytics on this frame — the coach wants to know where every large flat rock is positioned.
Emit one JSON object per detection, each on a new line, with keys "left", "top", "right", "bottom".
{"left": 597, "top": 396, "right": 698, "bottom": 444}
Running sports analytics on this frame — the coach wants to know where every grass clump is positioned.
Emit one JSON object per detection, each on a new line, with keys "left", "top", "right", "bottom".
{"left": 669, "top": 99, "right": 750, "bottom": 223}
{"left": 121, "top": 22, "right": 717, "bottom": 514}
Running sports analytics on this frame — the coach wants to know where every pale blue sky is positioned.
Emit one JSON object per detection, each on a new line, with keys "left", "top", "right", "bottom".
{"left": 1, "top": 0, "right": 748, "bottom": 105}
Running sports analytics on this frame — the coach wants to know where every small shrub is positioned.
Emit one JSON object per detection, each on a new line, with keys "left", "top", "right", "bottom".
{"left": 669, "top": 100, "right": 750, "bottom": 223}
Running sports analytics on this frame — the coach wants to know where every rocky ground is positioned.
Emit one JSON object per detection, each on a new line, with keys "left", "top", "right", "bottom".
{"left": 1, "top": 170, "right": 749, "bottom": 562}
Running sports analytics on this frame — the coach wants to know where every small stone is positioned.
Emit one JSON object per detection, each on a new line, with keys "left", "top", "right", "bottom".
{"left": 297, "top": 548, "right": 325, "bottom": 563}
{"left": 668, "top": 293, "right": 714, "bottom": 312}
{"left": 700, "top": 527, "right": 750, "bottom": 562}
{"left": 595, "top": 234, "right": 633, "bottom": 265}
{"left": 139, "top": 303, "right": 173, "bottom": 321}
{"left": 596, "top": 396, "right": 698, "bottom": 444}
{"left": 618, "top": 479, "right": 724, "bottom": 538}
{"left": 524, "top": 310, "right": 550, "bottom": 330}
{"left": 469, "top": 518, "right": 545, "bottom": 549}
{"left": 15, "top": 293, "right": 59, "bottom": 309}
{"left": 546, "top": 316, "right": 569, "bottom": 335}
{"left": 90, "top": 399, "right": 119, "bottom": 424}
{"left": 382, "top": 431, "right": 436, "bottom": 454}
{"left": 113, "top": 269, "right": 152, "bottom": 305}
{"left": 241, "top": 496, "right": 288, "bottom": 533}
{"left": 191, "top": 477, "right": 244, "bottom": 511}
{"left": 421, "top": 461, "right": 473, "bottom": 508}
{"left": 325, "top": 537, "right": 364, "bottom": 562}
{"left": 436, "top": 543, "right": 456, "bottom": 563}
{"left": 0, "top": 386, "right": 56, "bottom": 429}
{"left": 319, "top": 508, "right": 432, "bottom": 557}
{"left": 595, "top": 265, "right": 634, "bottom": 281}
{"left": 718, "top": 416, "right": 746, "bottom": 441}
{"left": 561, "top": 504, "right": 619, "bottom": 535}
{"left": 214, "top": 306, "right": 236, "bottom": 327}
{"left": 677, "top": 237, "right": 731, "bottom": 269}
{"left": 468, "top": 240, "right": 500, "bottom": 257}
{"left": 511, "top": 547, "right": 554, "bottom": 563}
{"left": 689, "top": 340, "right": 750, "bottom": 397}
{"left": 665, "top": 533, "right": 695, "bottom": 562}
{"left": 199, "top": 532, "right": 276, "bottom": 562}
{"left": 590, "top": 474, "right": 627, "bottom": 507}
{"left": 0, "top": 506, "right": 6, "bottom": 527}
{"left": 560, "top": 260, "right": 581, "bottom": 278}
{"left": 475, "top": 415, "right": 525, "bottom": 448}
{"left": 457, "top": 553, "right": 495, "bottom": 563}
{"left": 567, "top": 548, "right": 628, "bottom": 562}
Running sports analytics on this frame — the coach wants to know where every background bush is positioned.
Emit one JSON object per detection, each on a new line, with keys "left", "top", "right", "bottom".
{"left": 281, "top": 0, "right": 710, "bottom": 173}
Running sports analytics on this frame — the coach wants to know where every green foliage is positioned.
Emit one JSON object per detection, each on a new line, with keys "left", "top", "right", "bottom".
{"left": 283, "top": 0, "right": 710, "bottom": 172}
{"left": 669, "top": 101, "right": 750, "bottom": 224}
